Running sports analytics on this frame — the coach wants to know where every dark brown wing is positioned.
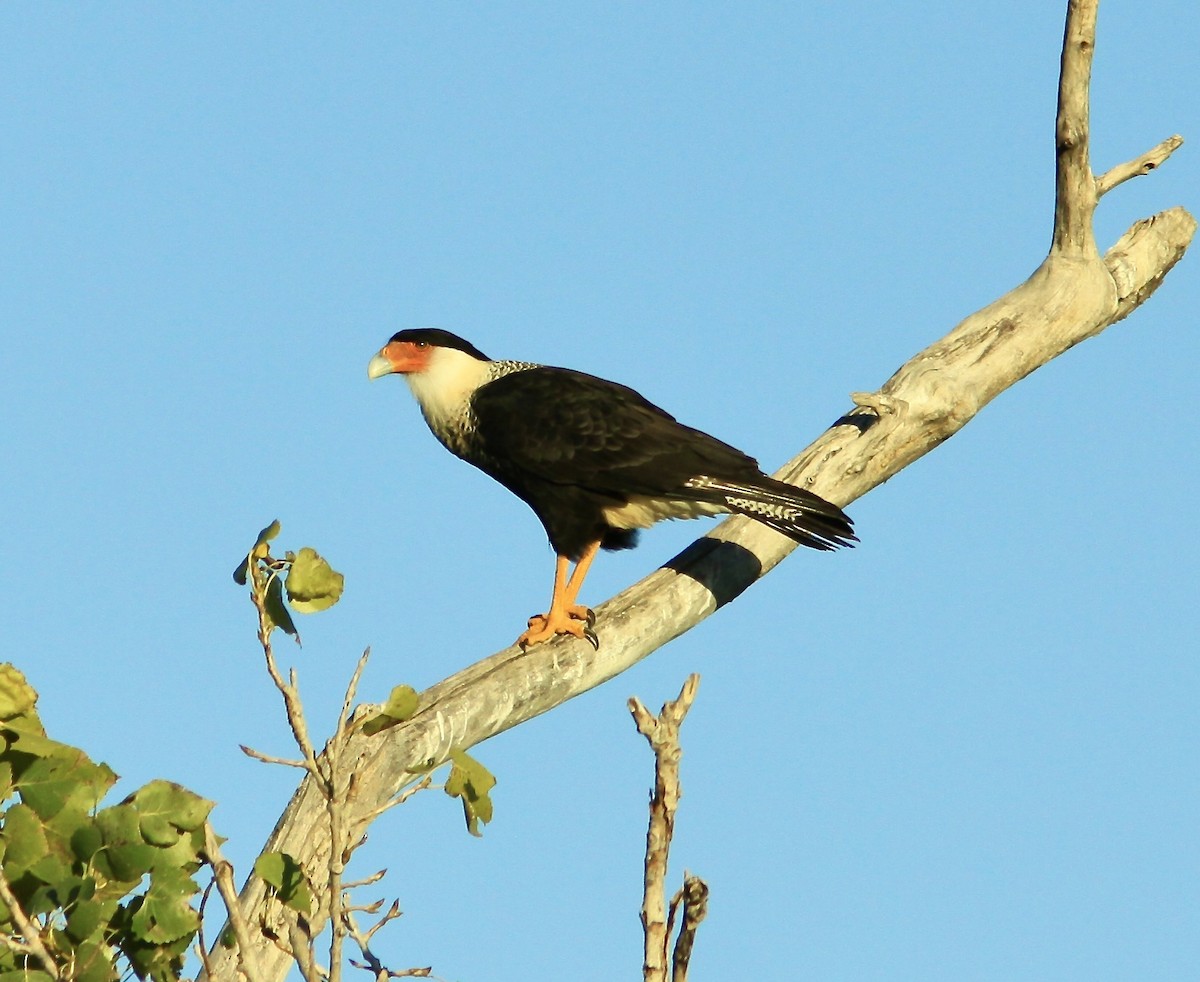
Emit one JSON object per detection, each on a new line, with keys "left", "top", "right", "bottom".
{"left": 471, "top": 366, "right": 855, "bottom": 553}
{"left": 470, "top": 366, "right": 761, "bottom": 494}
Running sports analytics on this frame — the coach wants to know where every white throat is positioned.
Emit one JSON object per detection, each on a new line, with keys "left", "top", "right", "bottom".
{"left": 404, "top": 346, "right": 492, "bottom": 434}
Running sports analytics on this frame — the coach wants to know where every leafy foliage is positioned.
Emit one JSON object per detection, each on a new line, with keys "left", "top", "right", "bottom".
{"left": 0, "top": 665, "right": 213, "bottom": 982}
{"left": 234, "top": 520, "right": 345, "bottom": 641}
{"left": 444, "top": 749, "right": 496, "bottom": 838}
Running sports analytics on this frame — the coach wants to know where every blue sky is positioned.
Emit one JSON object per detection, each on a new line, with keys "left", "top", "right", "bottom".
{"left": 3, "top": 2, "right": 1197, "bottom": 979}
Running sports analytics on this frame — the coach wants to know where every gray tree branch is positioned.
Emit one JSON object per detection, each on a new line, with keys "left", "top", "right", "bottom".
{"left": 201, "top": 2, "right": 1193, "bottom": 979}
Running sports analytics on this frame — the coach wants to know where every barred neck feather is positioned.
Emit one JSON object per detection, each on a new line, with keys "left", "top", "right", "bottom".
{"left": 405, "top": 348, "right": 536, "bottom": 449}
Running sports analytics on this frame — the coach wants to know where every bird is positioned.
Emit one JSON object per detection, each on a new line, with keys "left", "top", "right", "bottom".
{"left": 368, "top": 328, "right": 855, "bottom": 649}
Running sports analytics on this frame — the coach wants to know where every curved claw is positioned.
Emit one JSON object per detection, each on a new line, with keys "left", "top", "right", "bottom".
{"left": 516, "top": 607, "right": 600, "bottom": 649}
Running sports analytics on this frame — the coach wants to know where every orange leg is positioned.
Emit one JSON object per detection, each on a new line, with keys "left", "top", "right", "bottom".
{"left": 517, "top": 540, "right": 602, "bottom": 649}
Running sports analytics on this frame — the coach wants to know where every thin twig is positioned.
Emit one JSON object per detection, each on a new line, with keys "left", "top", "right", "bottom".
{"left": 203, "top": 822, "right": 264, "bottom": 982}
{"left": 342, "top": 869, "right": 388, "bottom": 892}
{"left": 351, "top": 775, "right": 434, "bottom": 833}
{"left": 1096, "top": 134, "right": 1184, "bottom": 197}
{"left": 344, "top": 907, "right": 431, "bottom": 979}
{"left": 362, "top": 900, "right": 402, "bottom": 945}
{"left": 344, "top": 909, "right": 387, "bottom": 982}
{"left": 240, "top": 744, "right": 309, "bottom": 769}
{"left": 663, "top": 885, "right": 683, "bottom": 964}
{"left": 286, "top": 914, "right": 323, "bottom": 982}
{"left": 249, "top": 566, "right": 319, "bottom": 777}
{"left": 339, "top": 649, "right": 372, "bottom": 737}
{"left": 195, "top": 879, "right": 217, "bottom": 982}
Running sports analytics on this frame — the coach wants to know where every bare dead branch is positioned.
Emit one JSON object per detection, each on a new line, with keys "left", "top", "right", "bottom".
{"left": 631, "top": 675, "right": 701, "bottom": 982}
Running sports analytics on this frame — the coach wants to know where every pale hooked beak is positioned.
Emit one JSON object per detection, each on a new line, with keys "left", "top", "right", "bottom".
{"left": 367, "top": 351, "right": 395, "bottom": 380}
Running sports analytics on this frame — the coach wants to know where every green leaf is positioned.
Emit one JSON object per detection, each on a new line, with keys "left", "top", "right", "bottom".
{"left": 64, "top": 897, "right": 111, "bottom": 942}
{"left": 255, "top": 519, "right": 282, "bottom": 546}
{"left": 103, "top": 840, "right": 157, "bottom": 883}
{"left": 58, "top": 937, "right": 114, "bottom": 982}
{"left": 147, "top": 825, "right": 205, "bottom": 876}
{"left": 361, "top": 684, "right": 420, "bottom": 736}
{"left": 285, "top": 547, "right": 345, "bottom": 614}
{"left": 132, "top": 781, "right": 213, "bottom": 842}
{"left": 69, "top": 821, "right": 104, "bottom": 866}
{"left": 254, "top": 851, "right": 313, "bottom": 914}
{"left": 233, "top": 519, "right": 281, "bottom": 584}
{"left": 444, "top": 749, "right": 496, "bottom": 838}
{"left": 19, "top": 752, "right": 116, "bottom": 821}
{"left": 231, "top": 556, "right": 250, "bottom": 586}
{"left": 26, "top": 853, "right": 74, "bottom": 891}
{"left": 94, "top": 805, "right": 156, "bottom": 882}
{"left": 22, "top": 855, "right": 77, "bottom": 916}
{"left": 0, "top": 802, "right": 50, "bottom": 873}
{"left": 263, "top": 576, "right": 299, "bottom": 640}
{"left": 119, "top": 926, "right": 191, "bottom": 982}
{"left": 0, "top": 665, "right": 37, "bottom": 721}
{"left": 0, "top": 714, "right": 62, "bottom": 763}
{"left": 130, "top": 868, "right": 200, "bottom": 944}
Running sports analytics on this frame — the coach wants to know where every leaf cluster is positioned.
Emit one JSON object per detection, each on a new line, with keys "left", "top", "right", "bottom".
{"left": 233, "top": 521, "right": 345, "bottom": 640}
{"left": 0, "top": 666, "right": 213, "bottom": 982}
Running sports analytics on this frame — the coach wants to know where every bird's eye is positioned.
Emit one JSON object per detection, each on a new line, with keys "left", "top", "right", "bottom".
{"left": 415, "top": 341, "right": 428, "bottom": 349}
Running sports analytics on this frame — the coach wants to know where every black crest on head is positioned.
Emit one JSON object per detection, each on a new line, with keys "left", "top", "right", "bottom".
{"left": 387, "top": 329, "right": 489, "bottom": 361}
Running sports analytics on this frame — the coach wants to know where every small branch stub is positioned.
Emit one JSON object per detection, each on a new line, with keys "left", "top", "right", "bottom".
{"left": 1096, "top": 134, "right": 1184, "bottom": 197}
{"left": 671, "top": 874, "right": 709, "bottom": 982}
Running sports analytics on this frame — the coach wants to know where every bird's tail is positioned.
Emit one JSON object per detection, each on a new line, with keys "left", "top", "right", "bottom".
{"left": 681, "top": 475, "right": 856, "bottom": 551}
